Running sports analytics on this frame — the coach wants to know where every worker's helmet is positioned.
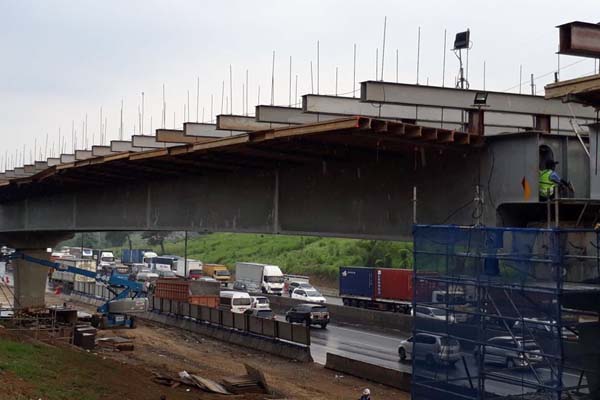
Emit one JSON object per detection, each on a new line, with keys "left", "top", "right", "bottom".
{"left": 363, "top": 388, "right": 371, "bottom": 395}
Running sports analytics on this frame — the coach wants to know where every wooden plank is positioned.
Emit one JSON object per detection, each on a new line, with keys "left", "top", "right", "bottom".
{"left": 545, "top": 73, "right": 600, "bottom": 99}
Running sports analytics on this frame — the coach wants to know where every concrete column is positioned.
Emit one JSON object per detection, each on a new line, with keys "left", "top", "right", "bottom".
{"left": 12, "top": 249, "right": 50, "bottom": 309}
{"left": 0, "top": 232, "right": 73, "bottom": 310}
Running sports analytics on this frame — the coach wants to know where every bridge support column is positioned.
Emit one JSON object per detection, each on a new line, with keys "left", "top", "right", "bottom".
{"left": 12, "top": 249, "right": 51, "bottom": 309}
{"left": 0, "top": 232, "right": 72, "bottom": 310}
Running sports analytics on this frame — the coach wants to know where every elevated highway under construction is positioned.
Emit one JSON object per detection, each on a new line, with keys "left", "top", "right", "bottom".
{"left": 0, "top": 17, "right": 600, "bottom": 400}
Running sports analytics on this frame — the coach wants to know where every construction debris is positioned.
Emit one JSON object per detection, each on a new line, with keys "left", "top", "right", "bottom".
{"left": 96, "top": 336, "right": 134, "bottom": 351}
{"left": 222, "top": 363, "right": 270, "bottom": 394}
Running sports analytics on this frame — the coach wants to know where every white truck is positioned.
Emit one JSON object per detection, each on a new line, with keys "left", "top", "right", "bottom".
{"left": 235, "top": 262, "right": 285, "bottom": 295}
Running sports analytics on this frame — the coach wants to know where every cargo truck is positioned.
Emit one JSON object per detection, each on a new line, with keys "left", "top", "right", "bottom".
{"left": 92, "top": 249, "right": 116, "bottom": 270}
{"left": 50, "top": 258, "right": 98, "bottom": 292}
{"left": 235, "top": 262, "right": 284, "bottom": 295}
{"left": 150, "top": 255, "right": 203, "bottom": 279}
{"left": 202, "top": 264, "right": 231, "bottom": 284}
{"left": 121, "top": 249, "right": 158, "bottom": 267}
{"left": 339, "top": 266, "right": 465, "bottom": 313}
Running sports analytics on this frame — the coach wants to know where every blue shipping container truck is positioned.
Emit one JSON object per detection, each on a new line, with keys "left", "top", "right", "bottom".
{"left": 121, "top": 249, "right": 151, "bottom": 265}
{"left": 339, "top": 266, "right": 374, "bottom": 298}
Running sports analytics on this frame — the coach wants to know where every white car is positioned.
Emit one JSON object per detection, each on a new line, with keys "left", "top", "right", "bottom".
{"left": 251, "top": 296, "right": 270, "bottom": 310}
{"left": 412, "top": 305, "right": 456, "bottom": 323}
{"left": 291, "top": 288, "right": 327, "bottom": 304}
{"left": 398, "top": 333, "right": 461, "bottom": 366}
{"left": 476, "top": 336, "right": 543, "bottom": 368}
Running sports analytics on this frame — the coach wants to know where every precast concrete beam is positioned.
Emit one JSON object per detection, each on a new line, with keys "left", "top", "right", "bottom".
{"left": 157, "top": 129, "right": 216, "bottom": 144}
{"left": 60, "top": 154, "right": 76, "bottom": 163}
{"left": 13, "top": 167, "right": 29, "bottom": 177}
{"left": 183, "top": 123, "right": 233, "bottom": 137}
{"left": 23, "top": 165, "right": 35, "bottom": 174}
{"left": 131, "top": 135, "right": 180, "bottom": 149}
{"left": 34, "top": 161, "right": 48, "bottom": 171}
{"left": 46, "top": 158, "right": 61, "bottom": 167}
{"left": 302, "top": 94, "right": 465, "bottom": 130}
{"left": 360, "top": 80, "right": 597, "bottom": 118}
{"left": 110, "top": 140, "right": 139, "bottom": 153}
{"left": 75, "top": 150, "right": 93, "bottom": 160}
{"left": 216, "top": 115, "right": 288, "bottom": 132}
{"left": 256, "top": 105, "right": 339, "bottom": 124}
{"left": 92, "top": 146, "right": 115, "bottom": 157}
{"left": 4, "top": 171, "right": 15, "bottom": 178}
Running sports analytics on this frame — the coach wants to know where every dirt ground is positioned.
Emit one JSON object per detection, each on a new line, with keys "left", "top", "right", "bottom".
{"left": 66, "top": 294, "right": 410, "bottom": 400}
{"left": 0, "top": 283, "right": 409, "bottom": 399}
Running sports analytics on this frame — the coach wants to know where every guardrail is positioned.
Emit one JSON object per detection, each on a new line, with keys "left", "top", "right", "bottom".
{"left": 150, "top": 296, "right": 310, "bottom": 346}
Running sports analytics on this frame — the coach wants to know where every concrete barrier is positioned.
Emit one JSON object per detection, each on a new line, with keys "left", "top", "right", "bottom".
{"left": 142, "top": 311, "right": 313, "bottom": 362}
{"left": 325, "top": 353, "right": 411, "bottom": 391}
{"left": 267, "top": 295, "right": 413, "bottom": 333}
{"left": 65, "top": 292, "right": 312, "bottom": 363}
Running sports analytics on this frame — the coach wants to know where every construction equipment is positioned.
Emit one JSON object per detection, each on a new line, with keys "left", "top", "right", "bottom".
{"left": 12, "top": 253, "right": 147, "bottom": 329}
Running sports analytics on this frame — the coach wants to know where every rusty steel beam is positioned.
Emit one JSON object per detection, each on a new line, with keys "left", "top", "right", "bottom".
{"left": 559, "top": 21, "right": 600, "bottom": 58}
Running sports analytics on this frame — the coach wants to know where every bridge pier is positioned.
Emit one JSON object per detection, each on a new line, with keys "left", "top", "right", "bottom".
{"left": 0, "top": 232, "right": 72, "bottom": 310}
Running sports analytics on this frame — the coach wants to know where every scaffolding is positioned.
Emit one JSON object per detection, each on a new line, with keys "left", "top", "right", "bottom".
{"left": 412, "top": 225, "right": 600, "bottom": 400}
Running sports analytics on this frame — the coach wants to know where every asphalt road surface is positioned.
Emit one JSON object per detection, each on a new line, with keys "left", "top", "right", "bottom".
{"left": 310, "top": 322, "right": 407, "bottom": 371}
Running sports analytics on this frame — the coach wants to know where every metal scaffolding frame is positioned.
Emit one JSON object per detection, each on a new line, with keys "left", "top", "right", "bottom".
{"left": 412, "top": 225, "right": 599, "bottom": 400}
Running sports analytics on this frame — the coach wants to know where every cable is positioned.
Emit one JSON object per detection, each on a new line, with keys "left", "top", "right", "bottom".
{"left": 441, "top": 199, "right": 475, "bottom": 224}
{"left": 503, "top": 59, "right": 588, "bottom": 92}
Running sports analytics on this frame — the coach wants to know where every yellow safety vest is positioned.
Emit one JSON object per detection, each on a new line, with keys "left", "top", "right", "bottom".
{"left": 539, "top": 169, "right": 555, "bottom": 197}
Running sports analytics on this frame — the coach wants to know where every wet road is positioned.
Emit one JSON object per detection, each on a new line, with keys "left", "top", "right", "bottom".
{"left": 310, "top": 322, "right": 407, "bottom": 370}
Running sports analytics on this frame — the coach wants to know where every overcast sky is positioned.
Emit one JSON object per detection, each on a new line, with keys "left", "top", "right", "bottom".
{"left": 1, "top": 0, "right": 599, "bottom": 170}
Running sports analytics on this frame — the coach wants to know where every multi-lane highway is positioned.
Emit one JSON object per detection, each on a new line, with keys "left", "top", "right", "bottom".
{"left": 310, "top": 322, "right": 406, "bottom": 370}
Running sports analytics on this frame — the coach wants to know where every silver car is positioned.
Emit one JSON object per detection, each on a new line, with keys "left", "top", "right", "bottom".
{"left": 398, "top": 333, "right": 461, "bottom": 366}
{"left": 478, "top": 336, "right": 543, "bottom": 368}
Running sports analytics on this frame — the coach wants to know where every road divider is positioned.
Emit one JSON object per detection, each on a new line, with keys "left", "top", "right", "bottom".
{"left": 325, "top": 353, "right": 411, "bottom": 390}
{"left": 67, "top": 284, "right": 312, "bottom": 362}
{"left": 266, "top": 295, "right": 412, "bottom": 333}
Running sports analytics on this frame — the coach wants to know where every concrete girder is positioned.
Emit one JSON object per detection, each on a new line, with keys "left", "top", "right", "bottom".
{"left": 75, "top": 150, "right": 93, "bottom": 160}
{"left": 183, "top": 122, "right": 234, "bottom": 137}
{"left": 156, "top": 129, "right": 216, "bottom": 144}
{"left": 131, "top": 135, "right": 180, "bottom": 149}
{"left": 302, "top": 94, "right": 585, "bottom": 135}
{"left": 110, "top": 140, "right": 141, "bottom": 153}
{"left": 216, "top": 115, "right": 289, "bottom": 132}
{"left": 60, "top": 154, "right": 76, "bottom": 163}
{"left": 34, "top": 162, "right": 48, "bottom": 171}
{"left": 23, "top": 165, "right": 35, "bottom": 174}
{"left": 360, "top": 80, "right": 597, "bottom": 119}
{"left": 256, "top": 105, "right": 340, "bottom": 124}
{"left": 0, "top": 148, "right": 482, "bottom": 240}
{"left": 46, "top": 158, "right": 61, "bottom": 167}
{"left": 92, "top": 146, "right": 116, "bottom": 157}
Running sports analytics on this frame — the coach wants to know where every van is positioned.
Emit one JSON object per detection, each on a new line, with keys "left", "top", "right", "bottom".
{"left": 219, "top": 290, "right": 252, "bottom": 314}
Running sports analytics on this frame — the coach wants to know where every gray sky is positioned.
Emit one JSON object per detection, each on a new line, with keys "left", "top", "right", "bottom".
{"left": 1, "top": 0, "right": 599, "bottom": 169}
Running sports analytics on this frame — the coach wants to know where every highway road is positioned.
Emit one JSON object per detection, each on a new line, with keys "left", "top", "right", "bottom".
{"left": 310, "top": 322, "right": 407, "bottom": 371}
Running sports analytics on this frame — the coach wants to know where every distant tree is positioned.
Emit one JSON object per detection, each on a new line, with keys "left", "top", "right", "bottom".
{"left": 105, "top": 232, "right": 131, "bottom": 248}
{"left": 141, "top": 231, "right": 171, "bottom": 254}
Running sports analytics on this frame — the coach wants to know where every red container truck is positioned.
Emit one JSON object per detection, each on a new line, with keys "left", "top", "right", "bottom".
{"left": 340, "top": 267, "right": 440, "bottom": 313}
{"left": 152, "top": 279, "right": 220, "bottom": 308}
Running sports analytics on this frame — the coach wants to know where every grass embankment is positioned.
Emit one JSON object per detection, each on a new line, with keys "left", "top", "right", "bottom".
{"left": 0, "top": 335, "right": 193, "bottom": 400}
{"left": 0, "top": 336, "right": 113, "bottom": 399}
{"left": 136, "top": 233, "right": 414, "bottom": 285}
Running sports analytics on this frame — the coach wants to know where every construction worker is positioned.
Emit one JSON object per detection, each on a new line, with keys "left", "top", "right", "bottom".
{"left": 359, "top": 388, "right": 371, "bottom": 400}
{"left": 539, "top": 160, "right": 570, "bottom": 201}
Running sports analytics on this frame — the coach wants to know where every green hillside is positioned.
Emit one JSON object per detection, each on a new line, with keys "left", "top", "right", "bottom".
{"left": 62, "top": 231, "right": 413, "bottom": 286}
{"left": 145, "top": 233, "right": 413, "bottom": 284}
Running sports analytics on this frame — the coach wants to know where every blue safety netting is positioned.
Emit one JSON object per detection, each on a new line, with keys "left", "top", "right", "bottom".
{"left": 410, "top": 225, "right": 600, "bottom": 400}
